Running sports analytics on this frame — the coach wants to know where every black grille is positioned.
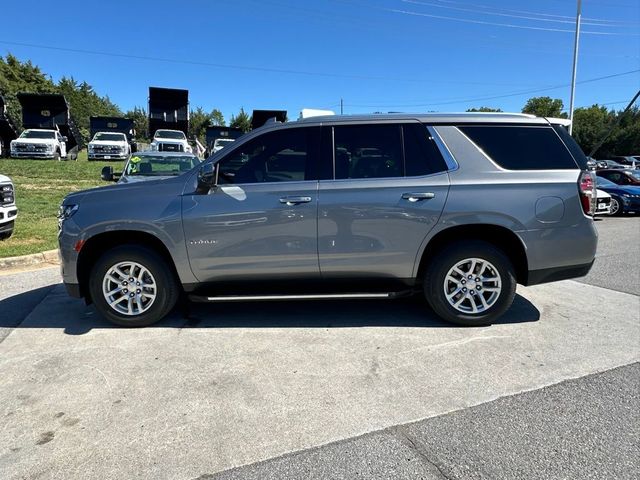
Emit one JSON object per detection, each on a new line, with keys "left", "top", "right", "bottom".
{"left": 13, "top": 143, "right": 48, "bottom": 153}
{"left": 159, "top": 143, "right": 184, "bottom": 152}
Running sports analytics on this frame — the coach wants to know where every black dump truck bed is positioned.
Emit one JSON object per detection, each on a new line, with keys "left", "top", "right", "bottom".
{"left": 251, "top": 110, "right": 287, "bottom": 130}
{"left": 89, "top": 116, "right": 135, "bottom": 142}
{"left": 16, "top": 93, "right": 84, "bottom": 150}
{"left": 148, "top": 87, "right": 189, "bottom": 138}
{"left": 205, "top": 126, "right": 243, "bottom": 148}
{"left": 0, "top": 95, "right": 18, "bottom": 156}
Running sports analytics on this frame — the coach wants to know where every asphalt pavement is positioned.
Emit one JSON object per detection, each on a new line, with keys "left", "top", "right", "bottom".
{"left": 0, "top": 215, "right": 638, "bottom": 480}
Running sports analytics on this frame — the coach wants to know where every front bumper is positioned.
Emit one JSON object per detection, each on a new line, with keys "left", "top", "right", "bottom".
{"left": 0, "top": 205, "right": 18, "bottom": 227}
{"left": 11, "top": 151, "right": 56, "bottom": 159}
{"left": 88, "top": 153, "right": 128, "bottom": 160}
{"left": 621, "top": 197, "right": 640, "bottom": 213}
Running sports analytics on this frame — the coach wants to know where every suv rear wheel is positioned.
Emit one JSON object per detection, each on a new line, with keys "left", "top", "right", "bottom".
{"left": 424, "top": 241, "right": 516, "bottom": 326}
{"left": 89, "top": 245, "right": 179, "bottom": 327}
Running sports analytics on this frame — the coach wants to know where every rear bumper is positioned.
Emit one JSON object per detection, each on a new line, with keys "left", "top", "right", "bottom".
{"left": 526, "top": 260, "right": 594, "bottom": 286}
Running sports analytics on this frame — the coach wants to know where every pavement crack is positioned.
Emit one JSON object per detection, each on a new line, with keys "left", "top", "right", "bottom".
{"left": 393, "top": 426, "right": 454, "bottom": 480}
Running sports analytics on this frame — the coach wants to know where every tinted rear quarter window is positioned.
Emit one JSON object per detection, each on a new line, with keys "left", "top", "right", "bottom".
{"left": 459, "top": 125, "right": 579, "bottom": 170}
{"left": 403, "top": 124, "right": 448, "bottom": 176}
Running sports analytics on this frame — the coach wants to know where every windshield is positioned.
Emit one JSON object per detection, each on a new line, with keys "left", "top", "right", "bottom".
{"left": 124, "top": 154, "right": 200, "bottom": 176}
{"left": 596, "top": 176, "right": 617, "bottom": 188}
{"left": 627, "top": 170, "right": 640, "bottom": 180}
{"left": 20, "top": 130, "right": 55, "bottom": 139}
{"left": 155, "top": 130, "right": 186, "bottom": 140}
{"left": 94, "top": 133, "right": 126, "bottom": 142}
{"left": 216, "top": 139, "right": 235, "bottom": 145}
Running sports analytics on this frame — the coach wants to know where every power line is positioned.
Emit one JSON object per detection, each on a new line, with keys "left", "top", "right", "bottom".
{"left": 384, "top": 6, "right": 639, "bottom": 35}
{"left": 0, "top": 39, "right": 574, "bottom": 88}
{"left": 343, "top": 69, "right": 640, "bottom": 108}
{"left": 415, "top": 0, "right": 640, "bottom": 26}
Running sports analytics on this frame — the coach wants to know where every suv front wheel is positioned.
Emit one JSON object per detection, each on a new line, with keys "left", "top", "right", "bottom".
{"left": 424, "top": 241, "right": 516, "bottom": 326}
{"left": 89, "top": 245, "right": 179, "bottom": 327}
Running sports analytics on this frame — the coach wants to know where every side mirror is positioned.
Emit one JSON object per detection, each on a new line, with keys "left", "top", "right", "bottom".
{"left": 62, "top": 136, "right": 68, "bottom": 142}
{"left": 197, "top": 162, "right": 218, "bottom": 192}
{"left": 101, "top": 166, "right": 114, "bottom": 182}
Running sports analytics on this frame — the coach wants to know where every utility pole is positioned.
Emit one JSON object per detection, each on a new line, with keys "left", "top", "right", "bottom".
{"left": 340, "top": 98, "right": 344, "bottom": 115}
{"left": 568, "top": 0, "right": 582, "bottom": 135}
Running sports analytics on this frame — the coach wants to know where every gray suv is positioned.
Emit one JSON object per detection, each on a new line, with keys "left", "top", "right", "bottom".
{"left": 58, "top": 113, "right": 597, "bottom": 327}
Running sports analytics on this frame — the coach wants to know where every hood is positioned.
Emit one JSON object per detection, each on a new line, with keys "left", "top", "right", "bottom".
{"left": 117, "top": 174, "right": 175, "bottom": 184}
{"left": 0, "top": 174, "right": 12, "bottom": 184}
{"left": 89, "top": 139, "right": 128, "bottom": 146}
{"left": 12, "top": 137, "right": 56, "bottom": 145}
{"left": 599, "top": 184, "right": 640, "bottom": 195}
{"left": 63, "top": 174, "right": 187, "bottom": 207}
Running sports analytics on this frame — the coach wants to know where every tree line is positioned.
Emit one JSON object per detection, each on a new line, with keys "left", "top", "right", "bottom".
{"left": 1, "top": 55, "right": 637, "bottom": 157}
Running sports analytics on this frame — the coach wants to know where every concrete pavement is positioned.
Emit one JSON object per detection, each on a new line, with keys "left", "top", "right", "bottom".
{"left": 0, "top": 215, "right": 638, "bottom": 479}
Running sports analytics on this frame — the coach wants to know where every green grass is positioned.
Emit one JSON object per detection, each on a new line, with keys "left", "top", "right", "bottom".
{"left": 0, "top": 155, "right": 125, "bottom": 258}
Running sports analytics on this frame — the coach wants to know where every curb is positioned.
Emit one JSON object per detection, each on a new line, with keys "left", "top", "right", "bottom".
{"left": 0, "top": 249, "right": 60, "bottom": 271}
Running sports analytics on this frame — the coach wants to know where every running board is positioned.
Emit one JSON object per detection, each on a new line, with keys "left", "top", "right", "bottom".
{"left": 188, "top": 291, "right": 413, "bottom": 303}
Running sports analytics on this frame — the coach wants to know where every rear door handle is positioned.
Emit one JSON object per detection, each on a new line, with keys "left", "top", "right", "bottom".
{"left": 279, "top": 196, "right": 312, "bottom": 206}
{"left": 401, "top": 192, "right": 435, "bottom": 202}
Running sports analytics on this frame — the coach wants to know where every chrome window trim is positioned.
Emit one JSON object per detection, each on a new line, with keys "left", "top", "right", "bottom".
{"left": 427, "top": 126, "right": 459, "bottom": 172}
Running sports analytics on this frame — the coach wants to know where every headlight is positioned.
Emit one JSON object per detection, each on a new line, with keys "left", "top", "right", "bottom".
{"left": 57, "top": 204, "right": 79, "bottom": 221}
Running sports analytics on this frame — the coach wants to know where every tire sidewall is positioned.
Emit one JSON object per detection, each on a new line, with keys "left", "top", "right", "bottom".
{"left": 89, "top": 245, "right": 178, "bottom": 327}
{"left": 425, "top": 241, "right": 516, "bottom": 326}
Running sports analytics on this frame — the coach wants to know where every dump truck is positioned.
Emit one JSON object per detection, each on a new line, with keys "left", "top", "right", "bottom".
{"left": 148, "top": 87, "right": 192, "bottom": 152}
{"left": 205, "top": 126, "right": 243, "bottom": 155}
{"left": 88, "top": 116, "right": 136, "bottom": 161}
{"left": 12, "top": 93, "right": 83, "bottom": 160}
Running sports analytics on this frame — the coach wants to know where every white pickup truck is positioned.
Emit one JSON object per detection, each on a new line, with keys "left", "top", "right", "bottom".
{"left": 0, "top": 174, "right": 17, "bottom": 240}
{"left": 150, "top": 129, "right": 192, "bottom": 153}
{"left": 10, "top": 129, "right": 67, "bottom": 160}
{"left": 88, "top": 132, "right": 130, "bottom": 160}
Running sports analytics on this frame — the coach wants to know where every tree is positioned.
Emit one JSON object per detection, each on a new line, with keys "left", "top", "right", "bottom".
{"left": 522, "top": 96, "right": 566, "bottom": 118}
{"left": 230, "top": 107, "right": 252, "bottom": 132}
{"left": 189, "top": 107, "right": 226, "bottom": 143}
{"left": 466, "top": 107, "right": 503, "bottom": 112}
{"left": 572, "top": 105, "right": 640, "bottom": 158}
{"left": 125, "top": 107, "right": 149, "bottom": 141}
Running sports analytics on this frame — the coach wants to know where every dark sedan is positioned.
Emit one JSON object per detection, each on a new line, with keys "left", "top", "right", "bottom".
{"left": 595, "top": 176, "right": 640, "bottom": 216}
{"left": 596, "top": 169, "right": 640, "bottom": 186}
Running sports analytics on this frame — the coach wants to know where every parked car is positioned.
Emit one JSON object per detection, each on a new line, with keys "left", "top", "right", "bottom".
{"left": 101, "top": 151, "right": 201, "bottom": 184}
{"left": 59, "top": 113, "right": 597, "bottom": 328}
{"left": 596, "top": 169, "right": 640, "bottom": 186}
{"left": 10, "top": 129, "right": 67, "bottom": 159}
{"left": 596, "top": 160, "right": 626, "bottom": 170}
{"left": 0, "top": 174, "right": 17, "bottom": 240}
{"left": 611, "top": 156, "right": 638, "bottom": 169}
{"left": 594, "top": 176, "right": 640, "bottom": 216}
{"left": 590, "top": 189, "right": 612, "bottom": 216}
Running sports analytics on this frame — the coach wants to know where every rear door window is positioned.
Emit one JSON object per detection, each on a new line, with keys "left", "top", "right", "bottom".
{"left": 459, "top": 125, "right": 579, "bottom": 170}
{"left": 334, "top": 124, "right": 403, "bottom": 179}
{"left": 403, "top": 124, "right": 448, "bottom": 176}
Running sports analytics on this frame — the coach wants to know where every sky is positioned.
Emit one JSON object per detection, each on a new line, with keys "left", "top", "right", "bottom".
{"left": 1, "top": 0, "right": 639, "bottom": 122}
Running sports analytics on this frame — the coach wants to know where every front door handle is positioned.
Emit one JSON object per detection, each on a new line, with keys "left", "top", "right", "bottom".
{"left": 279, "top": 196, "right": 312, "bottom": 206}
{"left": 401, "top": 192, "right": 435, "bottom": 202}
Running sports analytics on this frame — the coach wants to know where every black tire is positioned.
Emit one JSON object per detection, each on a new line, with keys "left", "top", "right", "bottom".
{"left": 53, "top": 150, "right": 61, "bottom": 161}
{"left": 608, "top": 197, "right": 623, "bottom": 216}
{"left": 0, "top": 221, "right": 14, "bottom": 240}
{"left": 89, "top": 245, "right": 179, "bottom": 327}
{"left": 424, "top": 240, "right": 516, "bottom": 327}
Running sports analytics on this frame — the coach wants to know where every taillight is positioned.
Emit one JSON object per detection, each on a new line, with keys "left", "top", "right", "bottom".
{"left": 578, "top": 171, "right": 595, "bottom": 215}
